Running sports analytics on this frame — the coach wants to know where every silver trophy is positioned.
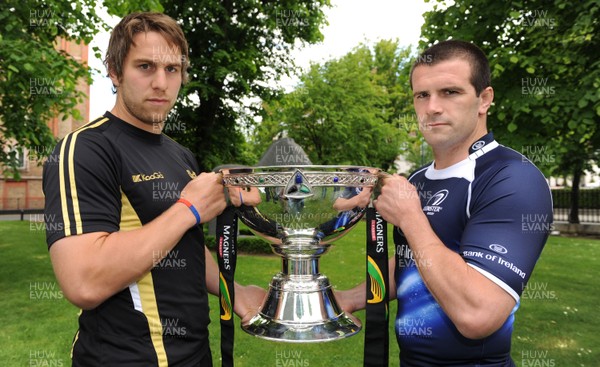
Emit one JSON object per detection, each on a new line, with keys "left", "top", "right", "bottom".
{"left": 221, "top": 165, "right": 380, "bottom": 342}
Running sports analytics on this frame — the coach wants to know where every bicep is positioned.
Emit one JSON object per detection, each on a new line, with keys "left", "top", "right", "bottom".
{"left": 460, "top": 167, "right": 552, "bottom": 302}
{"left": 49, "top": 232, "right": 109, "bottom": 296}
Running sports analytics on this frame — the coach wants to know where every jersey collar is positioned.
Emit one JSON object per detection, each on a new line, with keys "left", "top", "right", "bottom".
{"left": 423, "top": 132, "right": 499, "bottom": 181}
{"left": 468, "top": 132, "right": 498, "bottom": 160}
{"left": 106, "top": 111, "right": 164, "bottom": 145}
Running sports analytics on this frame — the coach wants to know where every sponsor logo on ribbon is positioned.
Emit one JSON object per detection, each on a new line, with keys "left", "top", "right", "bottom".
{"left": 219, "top": 272, "right": 232, "bottom": 320}
{"left": 367, "top": 256, "right": 386, "bottom": 304}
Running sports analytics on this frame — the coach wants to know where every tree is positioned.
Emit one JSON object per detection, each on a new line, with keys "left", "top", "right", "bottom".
{"left": 1, "top": 0, "right": 328, "bottom": 177}
{"left": 0, "top": 0, "right": 163, "bottom": 179}
{"left": 160, "top": 0, "right": 331, "bottom": 171}
{"left": 253, "top": 40, "right": 421, "bottom": 171}
{"left": 420, "top": 0, "right": 599, "bottom": 223}
{"left": 0, "top": 1, "right": 101, "bottom": 178}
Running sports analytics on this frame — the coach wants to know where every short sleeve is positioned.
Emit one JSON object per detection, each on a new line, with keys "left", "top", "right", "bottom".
{"left": 43, "top": 130, "right": 121, "bottom": 247}
{"left": 459, "top": 162, "right": 553, "bottom": 301}
{"left": 182, "top": 146, "right": 200, "bottom": 175}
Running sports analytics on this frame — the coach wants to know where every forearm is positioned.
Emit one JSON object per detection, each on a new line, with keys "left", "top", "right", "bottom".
{"left": 205, "top": 246, "right": 219, "bottom": 296}
{"left": 94, "top": 202, "right": 197, "bottom": 282}
{"left": 336, "top": 256, "right": 396, "bottom": 313}
{"left": 335, "top": 283, "right": 366, "bottom": 313}
{"left": 51, "top": 201, "right": 197, "bottom": 309}
{"left": 204, "top": 246, "right": 267, "bottom": 323}
{"left": 400, "top": 213, "right": 514, "bottom": 339}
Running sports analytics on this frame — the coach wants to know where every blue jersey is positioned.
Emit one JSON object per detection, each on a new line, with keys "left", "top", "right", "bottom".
{"left": 394, "top": 133, "right": 552, "bottom": 366}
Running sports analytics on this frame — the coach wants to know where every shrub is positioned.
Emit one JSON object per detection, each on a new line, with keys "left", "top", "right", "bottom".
{"left": 204, "top": 234, "right": 272, "bottom": 254}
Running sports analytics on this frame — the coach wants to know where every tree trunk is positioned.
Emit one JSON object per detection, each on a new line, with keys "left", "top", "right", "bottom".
{"left": 568, "top": 164, "right": 582, "bottom": 224}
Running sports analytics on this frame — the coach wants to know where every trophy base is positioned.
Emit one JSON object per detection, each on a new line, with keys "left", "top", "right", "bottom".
{"left": 241, "top": 272, "right": 362, "bottom": 343}
{"left": 242, "top": 312, "right": 361, "bottom": 343}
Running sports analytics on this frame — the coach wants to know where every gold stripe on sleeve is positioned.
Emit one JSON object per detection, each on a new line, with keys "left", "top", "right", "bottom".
{"left": 58, "top": 138, "right": 71, "bottom": 236}
{"left": 59, "top": 118, "right": 109, "bottom": 235}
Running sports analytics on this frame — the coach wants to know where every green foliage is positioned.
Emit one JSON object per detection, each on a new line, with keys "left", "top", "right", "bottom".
{"left": 254, "top": 40, "right": 420, "bottom": 171}
{"left": 420, "top": 0, "right": 599, "bottom": 180}
{"left": 160, "top": 0, "right": 331, "bottom": 171}
{"left": 103, "top": 0, "right": 164, "bottom": 16}
{"left": 205, "top": 233, "right": 272, "bottom": 254}
{"left": 0, "top": 0, "right": 328, "bottom": 176}
{"left": 0, "top": 0, "right": 164, "bottom": 179}
{"left": 0, "top": 1, "right": 100, "bottom": 178}
{"left": 236, "top": 236, "right": 272, "bottom": 254}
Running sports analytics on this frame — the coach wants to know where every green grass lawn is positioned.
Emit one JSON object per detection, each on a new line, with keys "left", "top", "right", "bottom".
{"left": 0, "top": 220, "right": 597, "bottom": 366}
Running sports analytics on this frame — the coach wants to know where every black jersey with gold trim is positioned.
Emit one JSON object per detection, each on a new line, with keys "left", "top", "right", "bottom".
{"left": 43, "top": 112, "right": 210, "bottom": 366}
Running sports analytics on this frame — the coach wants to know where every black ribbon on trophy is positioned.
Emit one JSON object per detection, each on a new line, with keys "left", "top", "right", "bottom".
{"left": 215, "top": 196, "right": 389, "bottom": 367}
{"left": 215, "top": 158, "right": 389, "bottom": 367}
{"left": 216, "top": 205, "right": 237, "bottom": 367}
{"left": 363, "top": 205, "right": 389, "bottom": 367}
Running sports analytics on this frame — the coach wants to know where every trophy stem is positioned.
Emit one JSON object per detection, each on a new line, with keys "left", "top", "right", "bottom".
{"left": 282, "top": 257, "right": 319, "bottom": 276}
{"left": 242, "top": 244, "right": 361, "bottom": 342}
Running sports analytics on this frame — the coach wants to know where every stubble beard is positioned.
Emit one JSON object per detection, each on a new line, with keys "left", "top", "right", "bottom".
{"left": 122, "top": 95, "right": 173, "bottom": 127}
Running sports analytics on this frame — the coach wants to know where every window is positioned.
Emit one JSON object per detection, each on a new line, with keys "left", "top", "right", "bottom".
{"left": 9, "top": 147, "right": 27, "bottom": 170}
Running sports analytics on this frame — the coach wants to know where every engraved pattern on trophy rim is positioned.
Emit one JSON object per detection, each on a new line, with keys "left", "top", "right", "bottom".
{"left": 222, "top": 171, "right": 379, "bottom": 187}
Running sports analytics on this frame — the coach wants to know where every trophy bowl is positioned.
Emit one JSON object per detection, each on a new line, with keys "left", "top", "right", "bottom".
{"left": 221, "top": 165, "right": 381, "bottom": 342}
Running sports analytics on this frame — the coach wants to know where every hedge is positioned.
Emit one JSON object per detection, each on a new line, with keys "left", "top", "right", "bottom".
{"left": 204, "top": 234, "right": 272, "bottom": 255}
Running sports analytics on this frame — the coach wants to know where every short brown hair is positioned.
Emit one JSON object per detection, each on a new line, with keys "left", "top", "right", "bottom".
{"left": 104, "top": 12, "right": 189, "bottom": 85}
{"left": 410, "top": 40, "right": 490, "bottom": 96}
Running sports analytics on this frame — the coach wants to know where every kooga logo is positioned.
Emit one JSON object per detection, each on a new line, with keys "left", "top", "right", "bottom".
{"left": 132, "top": 171, "right": 165, "bottom": 183}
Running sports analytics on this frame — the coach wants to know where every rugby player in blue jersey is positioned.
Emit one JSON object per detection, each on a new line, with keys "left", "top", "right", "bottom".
{"left": 338, "top": 40, "right": 552, "bottom": 366}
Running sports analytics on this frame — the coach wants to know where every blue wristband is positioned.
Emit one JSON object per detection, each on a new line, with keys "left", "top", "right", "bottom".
{"left": 177, "top": 198, "right": 201, "bottom": 225}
